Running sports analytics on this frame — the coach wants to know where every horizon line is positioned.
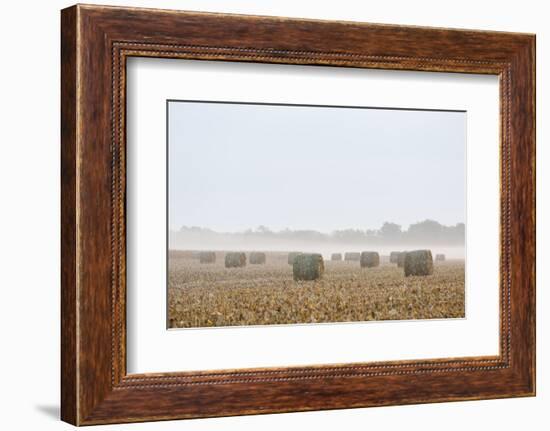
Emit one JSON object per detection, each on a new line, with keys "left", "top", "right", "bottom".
{"left": 170, "top": 222, "right": 466, "bottom": 235}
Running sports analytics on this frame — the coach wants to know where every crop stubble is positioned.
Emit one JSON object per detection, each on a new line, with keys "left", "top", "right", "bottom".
{"left": 168, "top": 252, "right": 465, "bottom": 328}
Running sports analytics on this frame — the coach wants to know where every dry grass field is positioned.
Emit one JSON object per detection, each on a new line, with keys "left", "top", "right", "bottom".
{"left": 168, "top": 251, "right": 465, "bottom": 328}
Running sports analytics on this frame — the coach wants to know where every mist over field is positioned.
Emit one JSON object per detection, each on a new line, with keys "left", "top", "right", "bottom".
{"left": 169, "top": 220, "right": 465, "bottom": 259}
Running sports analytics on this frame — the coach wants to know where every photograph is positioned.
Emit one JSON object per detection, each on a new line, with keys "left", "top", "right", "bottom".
{"left": 167, "top": 100, "right": 466, "bottom": 328}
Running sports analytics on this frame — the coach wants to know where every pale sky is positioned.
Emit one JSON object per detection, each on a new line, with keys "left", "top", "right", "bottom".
{"left": 168, "top": 101, "right": 465, "bottom": 232}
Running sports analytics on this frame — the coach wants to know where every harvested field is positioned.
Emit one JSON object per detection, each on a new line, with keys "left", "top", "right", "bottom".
{"left": 168, "top": 250, "right": 465, "bottom": 328}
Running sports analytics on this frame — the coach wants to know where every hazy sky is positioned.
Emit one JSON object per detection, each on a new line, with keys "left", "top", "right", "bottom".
{"left": 168, "top": 101, "right": 465, "bottom": 232}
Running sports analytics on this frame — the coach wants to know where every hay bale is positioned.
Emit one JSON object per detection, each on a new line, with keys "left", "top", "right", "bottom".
{"left": 397, "top": 251, "right": 407, "bottom": 268}
{"left": 360, "top": 251, "right": 380, "bottom": 268}
{"left": 249, "top": 251, "right": 266, "bottom": 264}
{"left": 199, "top": 251, "right": 216, "bottom": 264}
{"left": 404, "top": 250, "right": 433, "bottom": 276}
{"left": 331, "top": 253, "right": 342, "bottom": 261}
{"left": 293, "top": 253, "right": 324, "bottom": 281}
{"left": 435, "top": 253, "right": 446, "bottom": 262}
{"left": 344, "top": 252, "right": 360, "bottom": 261}
{"left": 225, "top": 252, "right": 246, "bottom": 268}
{"left": 389, "top": 251, "right": 401, "bottom": 264}
{"left": 287, "top": 252, "right": 302, "bottom": 265}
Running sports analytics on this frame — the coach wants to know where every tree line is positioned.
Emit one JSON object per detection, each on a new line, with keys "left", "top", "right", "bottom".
{"left": 175, "top": 219, "right": 465, "bottom": 245}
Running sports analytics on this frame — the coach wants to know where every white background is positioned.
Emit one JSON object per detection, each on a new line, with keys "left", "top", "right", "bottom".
{"left": 0, "top": 0, "right": 546, "bottom": 430}
{"left": 127, "top": 59, "right": 499, "bottom": 373}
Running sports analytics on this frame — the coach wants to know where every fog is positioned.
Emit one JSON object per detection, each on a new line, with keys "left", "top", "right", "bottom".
{"left": 169, "top": 226, "right": 465, "bottom": 259}
{"left": 168, "top": 101, "right": 466, "bottom": 234}
{"left": 170, "top": 240, "right": 464, "bottom": 260}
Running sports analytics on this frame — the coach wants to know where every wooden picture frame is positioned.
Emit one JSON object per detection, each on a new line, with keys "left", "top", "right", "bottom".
{"left": 61, "top": 4, "right": 535, "bottom": 425}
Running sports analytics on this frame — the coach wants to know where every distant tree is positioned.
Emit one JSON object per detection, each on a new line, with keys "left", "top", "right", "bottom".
{"left": 379, "top": 222, "right": 402, "bottom": 240}
{"left": 332, "top": 229, "right": 367, "bottom": 243}
{"left": 407, "top": 219, "right": 443, "bottom": 241}
{"left": 255, "top": 225, "right": 272, "bottom": 234}
{"left": 180, "top": 225, "right": 213, "bottom": 232}
{"left": 444, "top": 222, "right": 465, "bottom": 243}
{"left": 175, "top": 220, "right": 464, "bottom": 246}
{"left": 292, "top": 230, "right": 326, "bottom": 241}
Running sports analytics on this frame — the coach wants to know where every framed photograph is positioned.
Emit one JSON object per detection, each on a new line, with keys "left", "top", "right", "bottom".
{"left": 61, "top": 4, "right": 535, "bottom": 425}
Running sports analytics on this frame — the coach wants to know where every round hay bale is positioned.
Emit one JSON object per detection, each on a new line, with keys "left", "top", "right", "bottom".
{"left": 435, "top": 253, "right": 446, "bottom": 262}
{"left": 199, "top": 251, "right": 216, "bottom": 264}
{"left": 293, "top": 253, "right": 324, "bottom": 281}
{"left": 389, "top": 251, "right": 401, "bottom": 264}
{"left": 249, "top": 251, "right": 266, "bottom": 264}
{"left": 287, "top": 252, "right": 302, "bottom": 265}
{"left": 225, "top": 252, "right": 246, "bottom": 268}
{"left": 344, "top": 252, "right": 360, "bottom": 262}
{"left": 331, "top": 253, "right": 342, "bottom": 261}
{"left": 404, "top": 250, "right": 433, "bottom": 276}
{"left": 360, "top": 251, "right": 380, "bottom": 268}
{"left": 397, "top": 251, "right": 407, "bottom": 268}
